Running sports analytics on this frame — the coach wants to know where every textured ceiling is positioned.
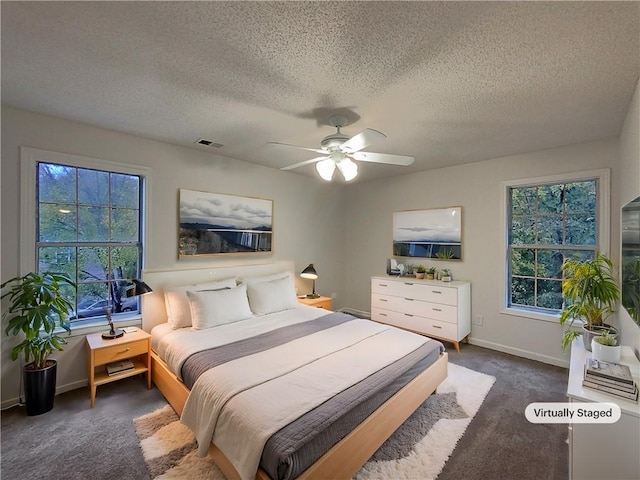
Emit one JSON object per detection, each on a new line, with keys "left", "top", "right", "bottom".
{"left": 2, "top": 1, "right": 639, "bottom": 183}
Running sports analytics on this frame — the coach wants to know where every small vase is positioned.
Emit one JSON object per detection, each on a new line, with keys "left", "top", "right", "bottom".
{"left": 415, "top": 272, "right": 425, "bottom": 279}
{"left": 442, "top": 275, "right": 452, "bottom": 282}
{"left": 426, "top": 274, "right": 434, "bottom": 280}
{"left": 591, "top": 339, "right": 621, "bottom": 364}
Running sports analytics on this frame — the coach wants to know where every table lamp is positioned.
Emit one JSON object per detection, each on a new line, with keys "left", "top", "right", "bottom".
{"left": 301, "top": 264, "right": 319, "bottom": 299}
{"left": 101, "top": 279, "right": 153, "bottom": 339}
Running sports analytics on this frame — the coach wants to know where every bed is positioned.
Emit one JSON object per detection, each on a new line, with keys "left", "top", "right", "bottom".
{"left": 142, "top": 262, "right": 448, "bottom": 480}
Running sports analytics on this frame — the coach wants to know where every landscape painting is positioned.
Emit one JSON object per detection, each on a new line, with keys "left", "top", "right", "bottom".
{"left": 179, "top": 189, "right": 273, "bottom": 257}
{"left": 393, "top": 207, "right": 462, "bottom": 259}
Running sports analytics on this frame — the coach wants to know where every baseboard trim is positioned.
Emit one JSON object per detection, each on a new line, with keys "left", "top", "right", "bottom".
{"left": 468, "top": 337, "right": 569, "bottom": 368}
{"left": 1, "top": 379, "right": 88, "bottom": 411}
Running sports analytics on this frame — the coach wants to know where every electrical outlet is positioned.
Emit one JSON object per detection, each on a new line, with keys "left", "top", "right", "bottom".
{"left": 473, "top": 315, "right": 484, "bottom": 326}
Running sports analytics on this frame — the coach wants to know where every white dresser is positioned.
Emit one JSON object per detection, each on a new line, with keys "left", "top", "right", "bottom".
{"left": 567, "top": 340, "right": 640, "bottom": 480}
{"left": 370, "top": 276, "right": 471, "bottom": 352}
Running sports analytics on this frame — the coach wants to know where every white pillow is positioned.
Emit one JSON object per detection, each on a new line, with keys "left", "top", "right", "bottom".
{"left": 164, "top": 277, "right": 237, "bottom": 329}
{"left": 246, "top": 274, "right": 299, "bottom": 315}
{"left": 187, "top": 284, "right": 253, "bottom": 330}
{"left": 241, "top": 271, "right": 291, "bottom": 285}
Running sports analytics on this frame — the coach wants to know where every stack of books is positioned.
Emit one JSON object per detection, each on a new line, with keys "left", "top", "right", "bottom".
{"left": 105, "top": 359, "right": 135, "bottom": 376}
{"left": 582, "top": 358, "right": 639, "bottom": 401}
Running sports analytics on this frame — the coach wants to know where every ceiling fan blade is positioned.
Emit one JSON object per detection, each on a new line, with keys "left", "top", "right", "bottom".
{"left": 268, "top": 142, "right": 327, "bottom": 155}
{"left": 339, "top": 129, "right": 386, "bottom": 153}
{"left": 280, "top": 156, "right": 329, "bottom": 171}
{"left": 351, "top": 151, "right": 415, "bottom": 166}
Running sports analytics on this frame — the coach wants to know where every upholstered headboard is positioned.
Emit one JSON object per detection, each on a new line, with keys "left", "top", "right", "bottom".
{"left": 140, "top": 261, "right": 295, "bottom": 332}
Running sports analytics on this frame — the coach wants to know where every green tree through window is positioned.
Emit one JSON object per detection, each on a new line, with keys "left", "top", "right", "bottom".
{"left": 508, "top": 179, "right": 598, "bottom": 313}
{"left": 37, "top": 162, "right": 143, "bottom": 325}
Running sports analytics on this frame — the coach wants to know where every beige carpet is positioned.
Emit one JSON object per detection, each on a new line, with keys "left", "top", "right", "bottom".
{"left": 134, "top": 363, "right": 495, "bottom": 480}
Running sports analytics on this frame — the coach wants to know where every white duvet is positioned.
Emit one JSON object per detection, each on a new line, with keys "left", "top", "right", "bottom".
{"left": 176, "top": 311, "right": 430, "bottom": 480}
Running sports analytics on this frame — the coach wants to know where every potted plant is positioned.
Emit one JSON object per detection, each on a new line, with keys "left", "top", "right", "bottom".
{"left": 441, "top": 268, "right": 452, "bottom": 282}
{"left": 1, "top": 272, "right": 74, "bottom": 415}
{"left": 559, "top": 254, "right": 620, "bottom": 352}
{"left": 591, "top": 331, "right": 621, "bottom": 364}
{"left": 415, "top": 265, "right": 426, "bottom": 279}
{"left": 426, "top": 267, "right": 436, "bottom": 280}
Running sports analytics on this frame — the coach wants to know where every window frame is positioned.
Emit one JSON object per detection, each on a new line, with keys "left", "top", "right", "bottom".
{"left": 20, "top": 147, "right": 152, "bottom": 335}
{"left": 500, "top": 169, "right": 610, "bottom": 323}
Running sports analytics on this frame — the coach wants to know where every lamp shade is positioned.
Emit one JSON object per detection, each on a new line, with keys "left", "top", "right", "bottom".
{"left": 128, "top": 279, "right": 153, "bottom": 297}
{"left": 300, "top": 264, "right": 318, "bottom": 280}
{"left": 315, "top": 159, "right": 336, "bottom": 181}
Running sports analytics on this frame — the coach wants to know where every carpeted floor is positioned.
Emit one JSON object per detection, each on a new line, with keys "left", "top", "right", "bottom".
{"left": 0, "top": 344, "right": 569, "bottom": 480}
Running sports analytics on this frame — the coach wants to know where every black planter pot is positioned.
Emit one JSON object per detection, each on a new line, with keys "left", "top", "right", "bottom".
{"left": 23, "top": 360, "right": 57, "bottom": 416}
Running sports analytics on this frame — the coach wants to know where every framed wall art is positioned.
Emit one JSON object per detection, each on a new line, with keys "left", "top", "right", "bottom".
{"left": 393, "top": 206, "right": 462, "bottom": 260}
{"left": 178, "top": 189, "right": 273, "bottom": 257}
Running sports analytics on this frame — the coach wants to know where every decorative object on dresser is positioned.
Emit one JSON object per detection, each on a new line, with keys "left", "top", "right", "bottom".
{"left": 590, "top": 331, "right": 621, "bottom": 363}
{"left": 414, "top": 265, "right": 426, "bottom": 279}
{"left": 86, "top": 329, "right": 151, "bottom": 407}
{"left": 567, "top": 339, "right": 640, "bottom": 480}
{"left": 441, "top": 268, "right": 452, "bottom": 282}
{"left": 392, "top": 207, "right": 462, "bottom": 259}
{"left": 371, "top": 276, "right": 470, "bottom": 352}
{"left": 300, "top": 263, "right": 319, "bottom": 298}
{"left": 559, "top": 253, "right": 620, "bottom": 351}
{"left": 178, "top": 189, "right": 273, "bottom": 256}
{"left": 581, "top": 358, "right": 638, "bottom": 401}
{"left": 1, "top": 271, "right": 75, "bottom": 416}
{"left": 297, "top": 295, "right": 332, "bottom": 310}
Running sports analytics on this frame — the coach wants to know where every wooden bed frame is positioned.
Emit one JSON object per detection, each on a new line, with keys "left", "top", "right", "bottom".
{"left": 142, "top": 262, "right": 449, "bottom": 480}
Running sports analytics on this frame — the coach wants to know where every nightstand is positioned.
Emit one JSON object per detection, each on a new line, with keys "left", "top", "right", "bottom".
{"left": 298, "top": 295, "right": 333, "bottom": 310}
{"left": 86, "top": 328, "right": 151, "bottom": 407}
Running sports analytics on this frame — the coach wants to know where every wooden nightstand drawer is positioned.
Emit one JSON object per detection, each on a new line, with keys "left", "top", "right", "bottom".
{"left": 93, "top": 339, "right": 148, "bottom": 366}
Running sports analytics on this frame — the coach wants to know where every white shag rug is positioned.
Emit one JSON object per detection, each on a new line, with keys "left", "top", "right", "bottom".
{"left": 134, "top": 363, "right": 495, "bottom": 480}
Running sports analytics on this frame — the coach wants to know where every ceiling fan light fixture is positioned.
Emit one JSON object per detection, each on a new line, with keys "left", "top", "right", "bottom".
{"left": 337, "top": 158, "right": 358, "bottom": 181}
{"left": 316, "top": 159, "right": 336, "bottom": 181}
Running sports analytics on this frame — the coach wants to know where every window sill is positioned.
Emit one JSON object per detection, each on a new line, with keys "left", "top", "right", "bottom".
{"left": 501, "top": 307, "right": 562, "bottom": 324}
{"left": 55, "top": 315, "right": 143, "bottom": 338}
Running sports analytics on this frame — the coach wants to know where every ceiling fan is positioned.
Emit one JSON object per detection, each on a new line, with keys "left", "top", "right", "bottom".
{"left": 271, "top": 115, "right": 414, "bottom": 182}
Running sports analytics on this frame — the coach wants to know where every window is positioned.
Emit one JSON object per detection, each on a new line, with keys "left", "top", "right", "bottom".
{"left": 504, "top": 170, "right": 609, "bottom": 318}
{"left": 21, "top": 148, "right": 150, "bottom": 330}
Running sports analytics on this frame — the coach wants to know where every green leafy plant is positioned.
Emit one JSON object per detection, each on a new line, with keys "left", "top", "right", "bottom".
{"left": 416, "top": 265, "right": 426, "bottom": 273}
{"left": 593, "top": 331, "right": 618, "bottom": 346}
{"left": 441, "top": 268, "right": 451, "bottom": 275}
{"left": 559, "top": 254, "right": 620, "bottom": 350}
{"left": 435, "top": 249, "right": 455, "bottom": 259}
{"left": 1, "top": 272, "right": 74, "bottom": 369}
{"left": 426, "top": 267, "right": 436, "bottom": 275}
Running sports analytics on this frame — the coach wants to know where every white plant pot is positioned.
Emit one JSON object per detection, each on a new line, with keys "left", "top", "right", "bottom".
{"left": 591, "top": 338, "right": 621, "bottom": 364}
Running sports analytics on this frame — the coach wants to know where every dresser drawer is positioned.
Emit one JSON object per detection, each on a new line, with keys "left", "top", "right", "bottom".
{"left": 372, "top": 293, "right": 457, "bottom": 323}
{"left": 93, "top": 339, "right": 148, "bottom": 366}
{"left": 371, "top": 278, "right": 457, "bottom": 305}
{"left": 371, "top": 307, "right": 458, "bottom": 340}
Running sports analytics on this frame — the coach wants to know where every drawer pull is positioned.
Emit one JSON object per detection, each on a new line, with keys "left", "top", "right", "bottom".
{"left": 404, "top": 282, "right": 414, "bottom": 286}
{"left": 432, "top": 325, "right": 442, "bottom": 329}
{"left": 404, "top": 298, "right": 415, "bottom": 301}
{"left": 404, "top": 313, "right": 414, "bottom": 317}
{"left": 380, "top": 313, "right": 387, "bottom": 317}
{"left": 432, "top": 308, "right": 442, "bottom": 312}
{"left": 380, "top": 298, "right": 388, "bottom": 302}
{"left": 379, "top": 283, "right": 388, "bottom": 287}
{"left": 117, "top": 348, "right": 131, "bottom": 354}
{"left": 432, "top": 290, "right": 442, "bottom": 294}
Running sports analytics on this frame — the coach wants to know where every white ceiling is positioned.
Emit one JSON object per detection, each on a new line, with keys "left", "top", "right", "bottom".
{"left": 2, "top": 2, "right": 639, "bottom": 183}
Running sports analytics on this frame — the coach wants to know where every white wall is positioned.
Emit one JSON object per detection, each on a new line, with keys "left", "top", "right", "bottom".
{"left": 343, "top": 139, "right": 619, "bottom": 367}
{"left": 0, "top": 106, "right": 345, "bottom": 407}
{"left": 617, "top": 78, "right": 640, "bottom": 356}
